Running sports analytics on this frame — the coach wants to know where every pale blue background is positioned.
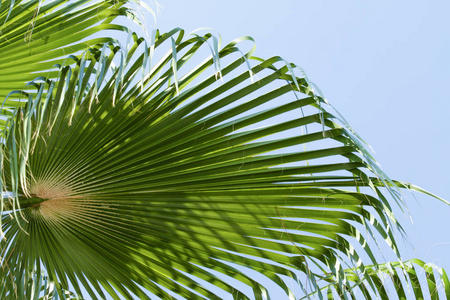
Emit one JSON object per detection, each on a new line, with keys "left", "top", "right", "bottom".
{"left": 148, "top": 0, "right": 450, "bottom": 298}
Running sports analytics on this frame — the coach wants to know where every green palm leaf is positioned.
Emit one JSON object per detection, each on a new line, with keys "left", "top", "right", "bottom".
{"left": 309, "top": 259, "right": 450, "bottom": 300}
{"left": 0, "top": 0, "right": 152, "bottom": 126}
{"left": 2, "top": 27, "right": 445, "bottom": 299}
{"left": 0, "top": 264, "right": 80, "bottom": 300}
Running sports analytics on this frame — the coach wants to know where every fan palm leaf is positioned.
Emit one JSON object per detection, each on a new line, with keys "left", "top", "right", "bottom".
{"left": 1, "top": 0, "right": 449, "bottom": 297}
{"left": 2, "top": 26, "right": 447, "bottom": 299}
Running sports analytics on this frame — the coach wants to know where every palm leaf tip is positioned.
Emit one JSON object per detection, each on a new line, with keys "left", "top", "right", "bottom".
{"left": 0, "top": 28, "right": 448, "bottom": 299}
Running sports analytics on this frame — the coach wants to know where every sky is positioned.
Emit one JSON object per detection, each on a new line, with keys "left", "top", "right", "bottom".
{"left": 145, "top": 0, "right": 450, "bottom": 298}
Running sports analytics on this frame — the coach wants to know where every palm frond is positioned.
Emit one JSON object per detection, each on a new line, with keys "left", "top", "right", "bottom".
{"left": 0, "top": 263, "right": 80, "bottom": 300}
{"left": 1, "top": 28, "right": 448, "bottom": 299}
{"left": 0, "top": 0, "right": 155, "bottom": 125}
{"left": 305, "top": 259, "right": 450, "bottom": 299}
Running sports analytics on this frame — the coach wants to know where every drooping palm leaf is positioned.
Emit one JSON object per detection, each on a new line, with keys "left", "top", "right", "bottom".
{"left": 307, "top": 259, "right": 450, "bottom": 299}
{"left": 0, "top": 263, "right": 80, "bottom": 300}
{"left": 0, "top": 0, "right": 153, "bottom": 126}
{"left": 1, "top": 27, "right": 448, "bottom": 299}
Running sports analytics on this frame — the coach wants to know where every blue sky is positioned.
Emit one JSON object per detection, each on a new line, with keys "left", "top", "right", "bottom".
{"left": 148, "top": 0, "right": 450, "bottom": 298}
